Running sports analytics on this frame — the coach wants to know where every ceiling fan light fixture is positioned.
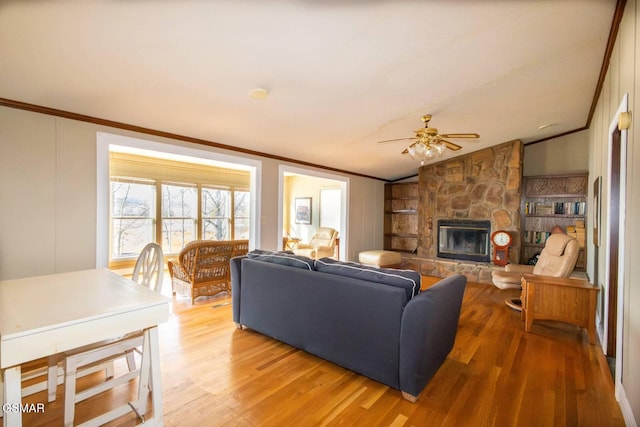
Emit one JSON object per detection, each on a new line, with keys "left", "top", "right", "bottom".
{"left": 407, "top": 145, "right": 417, "bottom": 159}
{"left": 385, "top": 114, "right": 479, "bottom": 164}
{"left": 424, "top": 146, "right": 436, "bottom": 160}
{"left": 405, "top": 139, "right": 445, "bottom": 163}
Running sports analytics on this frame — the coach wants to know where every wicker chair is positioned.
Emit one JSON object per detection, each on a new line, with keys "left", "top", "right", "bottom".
{"left": 168, "top": 240, "right": 249, "bottom": 304}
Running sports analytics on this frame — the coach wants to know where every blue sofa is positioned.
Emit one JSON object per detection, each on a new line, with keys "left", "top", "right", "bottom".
{"left": 230, "top": 253, "right": 466, "bottom": 401}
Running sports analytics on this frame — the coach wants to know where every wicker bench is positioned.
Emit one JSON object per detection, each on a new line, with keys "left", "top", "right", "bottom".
{"left": 168, "top": 240, "right": 249, "bottom": 304}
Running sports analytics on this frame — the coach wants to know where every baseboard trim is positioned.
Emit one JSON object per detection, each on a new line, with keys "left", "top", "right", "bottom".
{"left": 617, "top": 382, "right": 638, "bottom": 427}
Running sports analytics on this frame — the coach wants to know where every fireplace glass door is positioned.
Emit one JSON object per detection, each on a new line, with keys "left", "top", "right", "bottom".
{"left": 437, "top": 220, "right": 491, "bottom": 263}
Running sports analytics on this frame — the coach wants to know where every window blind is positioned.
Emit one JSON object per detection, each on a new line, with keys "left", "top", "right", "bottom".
{"left": 109, "top": 152, "right": 250, "bottom": 188}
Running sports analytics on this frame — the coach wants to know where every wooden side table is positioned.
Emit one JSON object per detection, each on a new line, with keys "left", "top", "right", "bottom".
{"left": 283, "top": 237, "right": 301, "bottom": 251}
{"left": 520, "top": 274, "right": 599, "bottom": 344}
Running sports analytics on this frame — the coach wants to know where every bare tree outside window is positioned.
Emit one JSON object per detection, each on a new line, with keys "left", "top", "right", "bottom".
{"left": 202, "top": 187, "right": 230, "bottom": 240}
{"left": 111, "top": 181, "right": 155, "bottom": 259}
{"left": 162, "top": 184, "right": 197, "bottom": 254}
{"left": 234, "top": 190, "right": 250, "bottom": 239}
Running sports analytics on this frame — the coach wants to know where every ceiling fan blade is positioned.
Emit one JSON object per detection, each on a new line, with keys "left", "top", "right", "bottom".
{"left": 377, "top": 137, "right": 418, "bottom": 144}
{"left": 441, "top": 140, "right": 463, "bottom": 151}
{"left": 439, "top": 133, "right": 480, "bottom": 139}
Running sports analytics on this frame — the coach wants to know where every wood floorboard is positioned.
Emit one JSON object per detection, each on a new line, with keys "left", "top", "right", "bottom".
{"left": 20, "top": 281, "right": 625, "bottom": 426}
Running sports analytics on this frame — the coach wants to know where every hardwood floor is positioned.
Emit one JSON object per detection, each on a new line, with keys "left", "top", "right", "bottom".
{"left": 21, "top": 281, "right": 625, "bottom": 426}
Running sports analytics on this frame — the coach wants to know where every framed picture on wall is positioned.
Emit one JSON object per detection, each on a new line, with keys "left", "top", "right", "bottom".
{"left": 295, "top": 197, "right": 312, "bottom": 224}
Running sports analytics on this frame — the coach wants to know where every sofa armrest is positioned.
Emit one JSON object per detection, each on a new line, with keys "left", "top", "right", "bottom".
{"left": 230, "top": 256, "right": 246, "bottom": 324}
{"left": 399, "top": 274, "right": 466, "bottom": 399}
{"left": 504, "top": 264, "right": 535, "bottom": 274}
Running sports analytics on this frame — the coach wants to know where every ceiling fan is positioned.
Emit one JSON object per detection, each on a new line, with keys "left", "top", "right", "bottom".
{"left": 377, "top": 114, "right": 479, "bottom": 163}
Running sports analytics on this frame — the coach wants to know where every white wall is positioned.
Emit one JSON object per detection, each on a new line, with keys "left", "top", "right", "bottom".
{"left": 0, "top": 105, "right": 384, "bottom": 280}
{"left": 523, "top": 130, "right": 589, "bottom": 176}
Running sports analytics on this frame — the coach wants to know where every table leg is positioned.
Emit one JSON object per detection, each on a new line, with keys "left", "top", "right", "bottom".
{"left": 148, "top": 327, "right": 163, "bottom": 425}
{"left": 3, "top": 366, "right": 22, "bottom": 427}
{"left": 133, "top": 327, "right": 163, "bottom": 424}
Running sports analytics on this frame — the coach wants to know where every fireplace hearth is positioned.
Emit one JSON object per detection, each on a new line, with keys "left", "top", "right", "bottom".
{"left": 437, "top": 219, "right": 491, "bottom": 263}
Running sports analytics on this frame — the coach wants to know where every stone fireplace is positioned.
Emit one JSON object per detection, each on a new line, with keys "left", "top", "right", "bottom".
{"left": 400, "top": 139, "right": 523, "bottom": 283}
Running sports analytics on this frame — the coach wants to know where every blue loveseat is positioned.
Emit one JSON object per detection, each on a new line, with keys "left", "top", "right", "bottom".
{"left": 230, "top": 252, "right": 466, "bottom": 401}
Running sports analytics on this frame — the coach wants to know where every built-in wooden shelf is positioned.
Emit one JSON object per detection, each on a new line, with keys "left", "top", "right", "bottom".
{"left": 384, "top": 182, "right": 419, "bottom": 253}
{"left": 520, "top": 173, "right": 588, "bottom": 270}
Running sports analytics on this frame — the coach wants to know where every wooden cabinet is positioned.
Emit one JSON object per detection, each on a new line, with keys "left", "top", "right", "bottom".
{"left": 384, "top": 183, "right": 418, "bottom": 253}
{"left": 520, "top": 173, "right": 587, "bottom": 270}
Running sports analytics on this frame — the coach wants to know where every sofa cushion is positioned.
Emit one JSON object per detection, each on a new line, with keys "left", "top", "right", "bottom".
{"left": 315, "top": 258, "right": 420, "bottom": 300}
{"left": 247, "top": 249, "right": 316, "bottom": 271}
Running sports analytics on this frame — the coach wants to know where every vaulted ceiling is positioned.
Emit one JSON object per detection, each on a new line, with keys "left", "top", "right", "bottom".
{"left": 0, "top": 0, "right": 619, "bottom": 180}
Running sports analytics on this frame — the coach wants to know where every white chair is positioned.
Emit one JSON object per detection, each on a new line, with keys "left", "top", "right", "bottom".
{"left": 124, "top": 242, "right": 164, "bottom": 369}
{"left": 63, "top": 242, "right": 164, "bottom": 427}
{"left": 20, "top": 356, "right": 63, "bottom": 403}
{"left": 131, "top": 241, "right": 164, "bottom": 293}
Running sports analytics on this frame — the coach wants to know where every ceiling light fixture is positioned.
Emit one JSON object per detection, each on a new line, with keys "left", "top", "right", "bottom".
{"left": 377, "top": 115, "right": 479, "bottom": 166}
{"left": 250, "top": 88, "right": 269, "bottom": 100}
{"left": 406, "top": 133, "right": 447, "bottom": 165}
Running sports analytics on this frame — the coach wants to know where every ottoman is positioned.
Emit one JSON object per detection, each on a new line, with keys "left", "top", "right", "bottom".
{"left": 358, "top": 250, "right": 402, "bottom": 268}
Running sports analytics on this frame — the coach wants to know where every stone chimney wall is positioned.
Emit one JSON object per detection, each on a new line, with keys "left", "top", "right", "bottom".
{"left": 418, "top": 139, "right": 523, "bottom": 264}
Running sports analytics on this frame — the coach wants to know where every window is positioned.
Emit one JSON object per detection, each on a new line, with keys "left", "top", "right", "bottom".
{"left": 202, "top": 187, "right": 231, "bottom": 240}
{"left": 108, "top": 151, "right": 251, "bottom": 264}
{"left": 320, "top": 188, "right": 341, "bottom": 235}
{"left": 111, "top": 179, "right": 156, "bottom": 260}
{"left": 162, "top": 183, "right": 197, "bottom": 254}
{"left": 234, "top": 190, "right": 250, "bottom": 239}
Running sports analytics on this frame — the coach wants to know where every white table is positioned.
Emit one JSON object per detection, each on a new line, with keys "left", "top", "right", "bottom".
{"left": 0, "top": 268, "right": 170, "bottom": 426}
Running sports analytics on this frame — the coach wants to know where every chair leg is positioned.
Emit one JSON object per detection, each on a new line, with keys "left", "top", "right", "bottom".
{"left": 64, "top": 355, "right": 78, "bottom": 427}
{"left": 47, "top": 356, "right": 59, "bottom": 402}
{"left": 105, "top": 360, "right": 115, "bottom": 379}
{"left": 126, "top": 349, "right": 137, "bottom": 371}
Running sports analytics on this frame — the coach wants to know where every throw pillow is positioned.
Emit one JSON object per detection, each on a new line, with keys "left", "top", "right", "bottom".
{"left": 314, "top": 258, "right": 420, "bottom": 300}
{"left": 247, "top": 249, "right": 315, "bottom": 271}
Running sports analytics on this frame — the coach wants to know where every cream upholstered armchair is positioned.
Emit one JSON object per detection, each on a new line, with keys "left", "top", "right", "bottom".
{"left": 492, "top": 233, "right": 580, "bottom": 290}
{"left": 293, "top": 227, "right": 338, "bottom": 259}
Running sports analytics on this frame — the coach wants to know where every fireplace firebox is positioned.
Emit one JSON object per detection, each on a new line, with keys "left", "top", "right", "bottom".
{"left": 437, "top": 219, "right": 491, "bottom": 263}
